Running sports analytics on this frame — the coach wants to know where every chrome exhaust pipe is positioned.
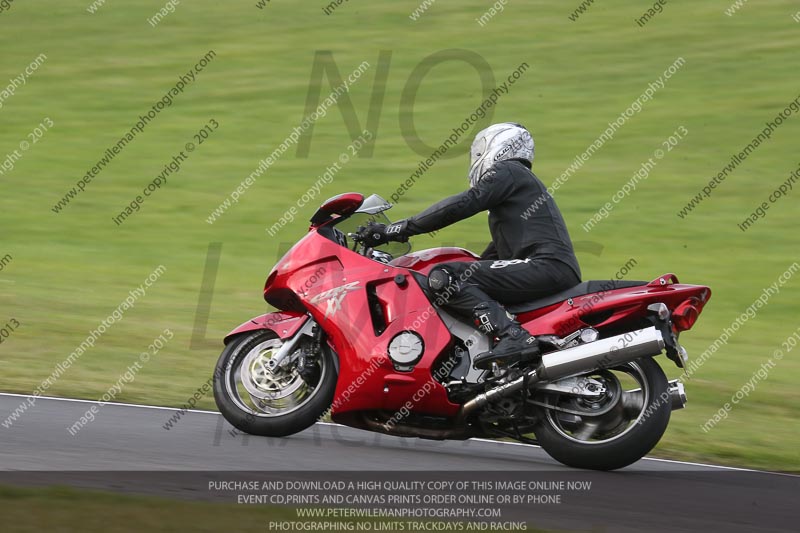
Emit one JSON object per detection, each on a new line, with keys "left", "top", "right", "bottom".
{"left": 459, "top": 327, "right": 665, "bottom": 418}
{"left": 536, "top": 326, "right": 664, "bottom": 381}
{"left": 458, "top": 369, "right": 540, "bottom": 419}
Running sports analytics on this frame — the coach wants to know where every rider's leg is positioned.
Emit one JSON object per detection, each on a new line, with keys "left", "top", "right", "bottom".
{"left": 426, "top": 259, "right": 580, "bottom": 369}
{"left": 426, "top": 263, "right": 538, "bottom": 369}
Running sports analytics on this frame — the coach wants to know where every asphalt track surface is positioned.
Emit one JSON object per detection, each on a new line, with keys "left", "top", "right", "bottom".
{"left": 1, "top": 393, "right": 797, "bottom": 532}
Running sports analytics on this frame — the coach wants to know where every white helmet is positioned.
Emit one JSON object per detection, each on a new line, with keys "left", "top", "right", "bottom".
{"left": 468, "top": 122, "right": 534, "bottom": 187}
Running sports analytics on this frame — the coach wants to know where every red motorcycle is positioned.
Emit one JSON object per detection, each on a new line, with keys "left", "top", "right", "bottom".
{"left": 213, "top": 193, "right": 711, "bottom": 470}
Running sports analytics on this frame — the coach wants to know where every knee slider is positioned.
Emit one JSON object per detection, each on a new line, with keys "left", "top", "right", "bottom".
{"left": 428, "top": 267, "right": 456, "bottom": 295}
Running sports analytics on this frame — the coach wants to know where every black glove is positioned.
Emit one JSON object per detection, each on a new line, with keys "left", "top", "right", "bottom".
{"left": 356, "top": 220, "right": 409, "bottom": 247}
{"left": 356, "top": 222, "right": 389, "bottom": 247}
{"left": 384, "top": 219, "right": 410, "bottom": 242}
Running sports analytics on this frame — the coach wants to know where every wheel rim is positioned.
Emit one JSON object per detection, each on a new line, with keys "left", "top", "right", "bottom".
{"left": 544, "top": 361, "right": 650, "bottom": 445}
{"left": 224, "top": 336, "right": 327, "bottom": 418}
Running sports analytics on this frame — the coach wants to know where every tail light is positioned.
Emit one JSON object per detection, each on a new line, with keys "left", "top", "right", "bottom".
{"left": 672, "top": 297, "right": 701, "bottom": 332}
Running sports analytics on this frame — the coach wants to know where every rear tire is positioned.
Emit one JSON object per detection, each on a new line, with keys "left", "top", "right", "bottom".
{"left": 534, "top": 357, "right": 671, "bottom": 470}
{"left": 213, "top": 330, "right": 337, "bottom": 437}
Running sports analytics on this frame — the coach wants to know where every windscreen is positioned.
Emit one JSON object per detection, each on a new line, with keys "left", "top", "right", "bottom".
{"left": 355, "top": 194, "right": 392, "bottom": 215}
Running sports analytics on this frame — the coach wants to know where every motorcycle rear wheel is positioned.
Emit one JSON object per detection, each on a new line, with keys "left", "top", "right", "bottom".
{"left": 533, "top": 357, "right": 671, "bottom": 470}
{"left": 213, "top": 330, "right": 337, "bottom": 437}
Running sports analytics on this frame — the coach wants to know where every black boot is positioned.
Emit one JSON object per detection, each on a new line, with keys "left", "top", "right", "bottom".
{"left": 472, "top": 302, "right": 540, "bottom": 369}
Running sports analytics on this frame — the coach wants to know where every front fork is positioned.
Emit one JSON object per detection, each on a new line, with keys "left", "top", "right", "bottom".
{"left": 265, "top": 320, "right": 316, "bottom": 371}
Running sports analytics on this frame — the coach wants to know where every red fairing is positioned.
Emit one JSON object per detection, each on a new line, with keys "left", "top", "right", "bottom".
{"left": 265, "top": 230, "right": 461, "bottom": 419}
{"left": 389, "top": 247, "right": 479, "bottom": 275}
{"left": 224, "top": 312, "right": 308, "bottom": 343}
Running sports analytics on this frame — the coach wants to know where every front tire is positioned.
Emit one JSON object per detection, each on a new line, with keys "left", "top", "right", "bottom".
{"left": 534, "top": 357, "right": 671, "bottom": 470}
{"left": 213, "top": 329, "right": 337, "bottom": 437}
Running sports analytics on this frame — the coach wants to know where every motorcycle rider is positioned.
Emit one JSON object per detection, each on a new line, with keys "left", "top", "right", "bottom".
{"left": 364, "top": 122, "right": 581, "bottom": 369}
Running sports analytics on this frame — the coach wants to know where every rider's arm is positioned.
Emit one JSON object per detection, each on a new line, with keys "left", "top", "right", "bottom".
{"left": 398, "top": 162, "right": 517, "bottom": 237}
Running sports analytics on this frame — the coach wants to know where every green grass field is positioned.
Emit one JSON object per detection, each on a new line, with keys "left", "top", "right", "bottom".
{"left": 0, "top": 485, "right": 545, "bottom": 533}
{"left": 0, "top": 485, "right": 297, "bottom": 533}
{"left": 1, "top": 1, "right": 798, "bottom": 470}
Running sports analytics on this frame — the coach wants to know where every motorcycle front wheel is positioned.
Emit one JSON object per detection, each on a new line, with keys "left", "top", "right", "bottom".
{"left": 213, "top": 329, "right": 337, "bottom": 437}
{"left": 533, "top": 357, "right": 671, "bottom": 471}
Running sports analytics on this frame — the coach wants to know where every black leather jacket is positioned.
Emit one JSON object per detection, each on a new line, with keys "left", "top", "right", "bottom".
{"left": 402, "top": 159, "right": 581, "bottom": 279}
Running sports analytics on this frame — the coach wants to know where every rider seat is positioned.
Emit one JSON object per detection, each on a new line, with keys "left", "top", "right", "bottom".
{"left": 506, "top": 279, "right": 648, "bottom": 314}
